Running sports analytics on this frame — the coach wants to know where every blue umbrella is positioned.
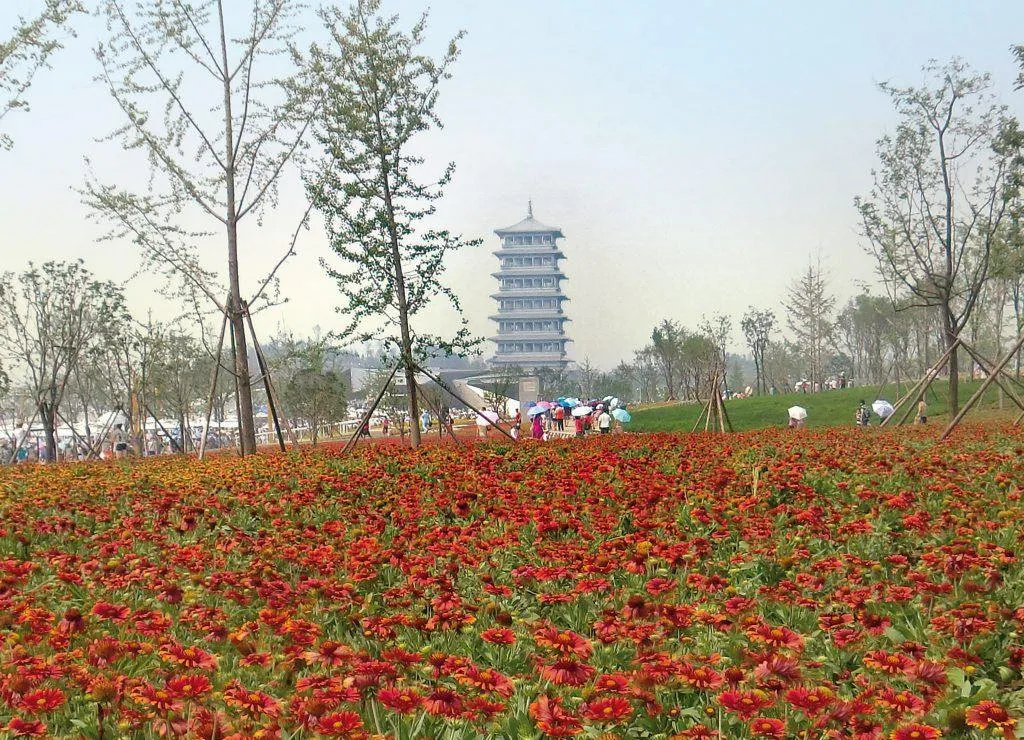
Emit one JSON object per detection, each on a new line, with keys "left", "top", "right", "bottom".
{"left": 612, "top": 408, "right": 632, "bottom": 423}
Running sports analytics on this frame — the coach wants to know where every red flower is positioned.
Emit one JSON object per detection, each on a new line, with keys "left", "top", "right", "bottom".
{"left": 534, "top": 625, "right": 593, "bottom": 659}
{"left": 718, "top": 689, "right": 772, "bottom": 719}
{"left": 538, "top": 659, "right": 596, "bottom": 686}
{"left": 529, "top": 695, "right": 582, "bottom": 737}
{"left": 91, "top": 601, "right": 130, "bottom": 621}
{"left": 966, "top": 701, "right": 1016, "bottom": 733}
{"left": 457, "top": 666, "right": 515, "bottom": 697}
{"left": 317, "top": 711, "right": 364, "bottom": 737}
{"left": 785, "top": 686, "right": 835, "bottom": 716}
{"left": 132, "top": 683, "right": 181, "bottom": 713}
{"left": 6, "top": 718, "right": 47, "bottom": 737}
{"left": 481, "top": 627, "right": 517, "bottom": 645}
{"left": 679, "top": 664, "right": 724, "bottom": 690}
{"left": 889, "top": 724, "right": 941, "bottom": 740}
{"left": 165, "top": 674, "right": 213, "bottom": 700}
{"left": 159, "top": 643, "right": 219, "bottom": 670}
{"left": 876, "top": 687, "right": 926, "bottom": 716}
{"left": 749, "top": 716, "right": 785, "bottom": 738}
{"left": 593, "top": 672, "right": 631, "bottom": 694}
{"left": 377, "top": 687, "right": 422, "bottom": 714}
{"left": 423, "top": 688, "right": 463, "bottom": 717}
{"left": 580, "top": 696, "right": 633, "bottom": 723}
{"left": 863, "top": 650, "right": 913, "bottom": 676}
{"left": 747, "top": 623, "right": 804, "bottom": 651}
{"left": 19, "top": 688, "right": 65, "bottom": 714}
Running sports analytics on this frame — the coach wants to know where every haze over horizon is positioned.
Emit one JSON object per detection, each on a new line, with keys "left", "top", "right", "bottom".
{"left": 3, "top": 0, "right": 1024, "bottom": 368}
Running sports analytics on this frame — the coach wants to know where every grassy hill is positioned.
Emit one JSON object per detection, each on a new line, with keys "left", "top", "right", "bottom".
{"left": 630, "top": 377, "right": 1022, "bottom": 433}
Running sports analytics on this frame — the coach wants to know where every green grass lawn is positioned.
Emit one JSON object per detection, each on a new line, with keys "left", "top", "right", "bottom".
{"left": 630, "top": 377, "right": 1023, "bottom": 432}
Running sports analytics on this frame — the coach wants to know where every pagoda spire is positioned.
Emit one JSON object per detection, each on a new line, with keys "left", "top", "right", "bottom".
{"left": 527, "top": 199, "right": 533, "bottom": 218}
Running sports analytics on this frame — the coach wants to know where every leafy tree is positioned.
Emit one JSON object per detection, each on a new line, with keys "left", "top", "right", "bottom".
{"left": 783, "top": 258, "right": 835, "bottom": 388}
{"left": 303, "top": 0, "right": 479, "bottom": 448}
{"left": 535, "top": 366, "right": 572, "bottom": 399}
{"left": 0, "top": 0, "right": 82, "bottom": 150}
{"left": 856, "top": 59, "right": 1015, "bottom": 413}
{"left": 83, "top": 0, "right": 316, "bottom": 455}
{"left": 632, "top": 347, "right": 660, "bottom": 403}
{"left": 0, "top": 261, "right": 127, "bottom": 459}
{"left": 740, "top": 307, "right": 776, "bottom": 394}
{"left": 650, "top": 319, "right": 684, "bottom": 400}
{"left": 281, "top": 368, "right": 347, "bottom": 445}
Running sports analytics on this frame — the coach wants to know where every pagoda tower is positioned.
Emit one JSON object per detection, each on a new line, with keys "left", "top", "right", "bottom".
{"left": 489, "top": 203, "right": 571, "bottom": 370}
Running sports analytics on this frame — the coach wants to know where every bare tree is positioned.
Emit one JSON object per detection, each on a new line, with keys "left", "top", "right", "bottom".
{"left": 83, "top": 0, "right": 316, "bottom": 455}
{"left": 303, "top": 0, "right": 479, "bottom": 448}
{"left": 0, "top": 261, "right": 127, "bottom": 460}
{"left": 699, "top": 312, "right": 732, "bottom": 390}
{"left": 856, "top": 59, "right": 1015, "bottom": 413}
{"left": 0, "top": 0, "right": 82, "bottom": 149}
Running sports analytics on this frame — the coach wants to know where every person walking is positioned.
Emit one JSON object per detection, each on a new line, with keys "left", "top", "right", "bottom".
{"left": 531, "top": 412, "right": 544, "bottom": 440}
{"left": 855, "top": 400, "right": 870, "bottom": 427}
{"left": 381, "top": 416, "right": 390, "bottom": 436}
{"left": 111, "top": 423, "right": 130, "bottom": 459}
{"left": 916, "top": 398, "right": 928, "bottom": 425}
{"left": 573, "top": 413, "right": 585, "bottom": 438}
{"left": 553, "top": 404, "right": 564, "bottom": 431}
{"left": 597, "top": 407, "right": 612, "bottom": 434}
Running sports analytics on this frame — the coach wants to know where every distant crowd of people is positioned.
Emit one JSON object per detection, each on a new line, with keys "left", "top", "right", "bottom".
{"left": 0, "top": 422, "right": 233, "bottom": 465}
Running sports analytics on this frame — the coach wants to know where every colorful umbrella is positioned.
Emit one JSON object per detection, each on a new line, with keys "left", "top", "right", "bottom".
{"left": 527, "top": 406, "right": 547, "bottom": 417}
{"left": 612, "top": 408, "right": 631, "bottom": 423}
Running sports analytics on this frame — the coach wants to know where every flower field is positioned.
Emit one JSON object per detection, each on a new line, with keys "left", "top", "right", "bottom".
{"left": 2, "top": 428, "right": 1024, "bottom": 738}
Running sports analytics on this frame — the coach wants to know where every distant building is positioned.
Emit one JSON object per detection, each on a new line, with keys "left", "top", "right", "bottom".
{"left": 489, "top": 204, "right": 572, "bottom": 370}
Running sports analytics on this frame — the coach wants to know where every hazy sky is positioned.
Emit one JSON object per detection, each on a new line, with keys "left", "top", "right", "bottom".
{"left": 4, "top": 0, "right": 1024, "bottom": 368}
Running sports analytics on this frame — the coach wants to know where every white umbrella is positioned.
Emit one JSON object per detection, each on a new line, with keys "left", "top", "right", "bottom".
{"left": 475, "top": 410, "right": 500, "bottom": 426}
{"left": 788, "top": 406, "right": 807, "bottom": 421}
{"left": 610, "top": 397, "right": 620, "bottom": 409}
{"left": 872, "top": 400, "right": 894, "bottom": 418}
{"left": 571, "top": 405, "right": 593, "bottom": 417}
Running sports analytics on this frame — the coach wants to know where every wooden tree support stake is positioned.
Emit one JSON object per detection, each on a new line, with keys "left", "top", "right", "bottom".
{"left": 942, "top": 330, "right": 1024, "bottom": 440}
{"left": 341, "top": 363, "right": 401, "bottom": 456}
{"left": 198, "top": 312, "right": 229, "bottom": 461}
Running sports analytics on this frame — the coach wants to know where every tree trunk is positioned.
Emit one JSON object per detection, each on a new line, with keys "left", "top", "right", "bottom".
{"left": 41, "top": 401, "right": 57, "bottom": 462}
{"left": 944, "top": 310, "right": 959, "bottom": 415}
{"left": 218, "top": 0, "right": 256, "bottom": 457}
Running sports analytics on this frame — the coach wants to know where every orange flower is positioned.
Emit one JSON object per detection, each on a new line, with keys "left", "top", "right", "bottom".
{"left": 223, "top": 683, "right": 281, "bottom": 717}
{"left": 317, "top": 711, "right": 364, "bottom": 737}
{"left": 749, "top": 716, "right": 785, "bottom": 738}
{"left": 966, "top": 701, "right": 1016, "bottom": 733}
{"left": 480, "top": 627, "right": 516, "bottom": 644}
{"left": 529, "top": 695, "right": 582, "bottom": 737}
{"left": 165, "top": 674, "right": 213, "bottom": 700}
{"left": 889, "top": 724, "right": 941, "bottom": 740}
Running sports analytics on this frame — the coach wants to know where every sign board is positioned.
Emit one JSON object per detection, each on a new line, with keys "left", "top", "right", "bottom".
{"left": 519, "top": 376, "right": 539, "bottom": 408}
